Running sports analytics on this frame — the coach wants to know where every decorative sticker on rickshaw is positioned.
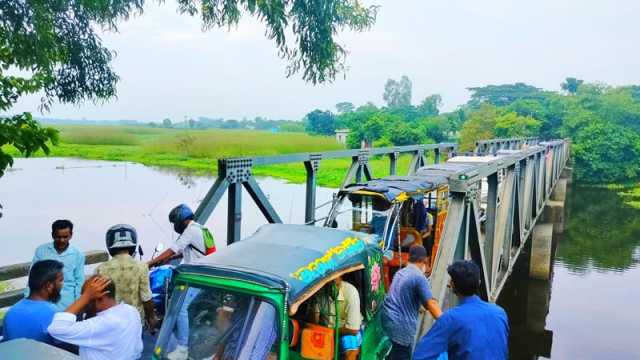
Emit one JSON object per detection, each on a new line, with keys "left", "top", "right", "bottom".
{"left": 290, "top": 237, "right": 366, "bottom": 284}
{"left": 367, "top": 252, "right": 385, "bottom": 315}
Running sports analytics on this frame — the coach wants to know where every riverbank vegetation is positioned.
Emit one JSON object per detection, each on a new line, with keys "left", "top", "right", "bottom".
{"left": 4, "top": 126, "right": 419, "bottom": 187}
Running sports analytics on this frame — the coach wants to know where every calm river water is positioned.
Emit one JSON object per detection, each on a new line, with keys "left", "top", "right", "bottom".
{"left": 1, "top": 158, "right": 638, "bottom": 359}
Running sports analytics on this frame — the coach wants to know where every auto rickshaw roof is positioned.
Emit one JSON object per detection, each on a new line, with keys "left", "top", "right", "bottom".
{"left": 179, "top": 223, "right": 379, "bottom": 309}
{"left": 339, "top": 175, "right": 448, "bottom": 202}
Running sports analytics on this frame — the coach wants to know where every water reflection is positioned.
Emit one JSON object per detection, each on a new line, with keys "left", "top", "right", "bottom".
{"left": 557, "top": 186, "right": 640, "bottom": 273}
{"left": 499, "top": 185, "right": 640, "bottom": 359}
{"left": 0, "top": 158, "right": 335, "bottom": 265}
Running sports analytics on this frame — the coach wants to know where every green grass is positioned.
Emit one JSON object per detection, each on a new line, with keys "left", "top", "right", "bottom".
{"left": 5, "top": 125, "right": 422, "bottom": 187}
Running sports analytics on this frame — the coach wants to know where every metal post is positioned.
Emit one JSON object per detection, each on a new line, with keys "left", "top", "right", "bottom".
{"left": 389, "top": 152, "right": 398, "bottom": 175}
{"left": 484, "top": 173, "right": 498, "bottom": 291}
{"left": 304, "top": 160, "right": 319, "bottom": 224}
{"left": 227, "top": 181, "right": 242, "bottom": 244}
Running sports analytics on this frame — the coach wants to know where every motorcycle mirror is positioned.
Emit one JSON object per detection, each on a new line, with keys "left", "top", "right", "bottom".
{"left": 155, "top": 243, "right": 165, "bottom": 253}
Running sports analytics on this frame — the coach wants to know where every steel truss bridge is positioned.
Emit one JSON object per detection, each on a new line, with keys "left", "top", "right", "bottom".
{"left": 192, "top": 138, "right": 571, "bottom": 313}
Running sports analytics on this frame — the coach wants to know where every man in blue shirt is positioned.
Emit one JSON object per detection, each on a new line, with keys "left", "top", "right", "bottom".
{"left": 382, "top": 245, "right": 442, "bottom": 360}
{"left": 414, "top": 260, "right": 509, "bottom": 360}
{"left": 3, "top": 260, "right": 63, "bottom": 345}
{"left": 29, "top": 219, "right": 85, "bottom": 310}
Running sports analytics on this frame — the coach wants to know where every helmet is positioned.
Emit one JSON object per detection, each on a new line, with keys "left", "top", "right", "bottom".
{"left": 169, "top": 204, "right": 194, "bottom": 224}
{"left": 105, "top": 224, "right": 138, "bottom": 255}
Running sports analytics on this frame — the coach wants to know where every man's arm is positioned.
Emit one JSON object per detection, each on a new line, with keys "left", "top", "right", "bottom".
{"left": 47, "top": 277, "right": 112, "bottom": 347}
{"left": 425, "top": 299, "right": 442, "bottom": 319}
{"left": 147, "top": 248, "right": 177, "bottom": 268}
{"left": 413, "top": 314, "right": 452, "bottom": 360}
{"left": 417, "top": 276, "right": 441, "bottom": 319}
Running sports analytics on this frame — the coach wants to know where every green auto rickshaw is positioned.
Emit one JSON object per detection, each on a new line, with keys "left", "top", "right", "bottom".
{"left": 152, "top": 224, "right": 391, "bottom": 360}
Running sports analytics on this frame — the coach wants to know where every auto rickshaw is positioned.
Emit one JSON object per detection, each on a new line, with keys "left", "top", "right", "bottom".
{"left": 324, "top": 176, "right": 449, "bottom": 289}
{"left": 152, "top": 223, "right": 391, "bottom": 360}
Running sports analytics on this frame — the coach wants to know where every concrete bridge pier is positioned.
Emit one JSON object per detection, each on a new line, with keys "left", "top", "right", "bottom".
{"left": 529, "top": 223, "right": 554, "bottom": 280}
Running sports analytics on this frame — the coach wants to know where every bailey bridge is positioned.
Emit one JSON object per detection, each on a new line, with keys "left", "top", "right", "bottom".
{"left": 191, "top": 137, "right": 571, "bottom": 308}
{"left": 0, "top": 138, "right": 571, "bottom": 339}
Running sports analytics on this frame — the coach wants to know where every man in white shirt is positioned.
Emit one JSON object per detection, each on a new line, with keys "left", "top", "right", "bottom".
{"left": 147, "top": 204, "right": 216, "bottom": 360}
{"left": 48, "top": 275, "right": 143, "bottom": 360}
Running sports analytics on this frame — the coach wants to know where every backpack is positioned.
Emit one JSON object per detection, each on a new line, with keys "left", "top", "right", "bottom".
{"left": 189, "top": 224, "right": 217, "bottom": 256}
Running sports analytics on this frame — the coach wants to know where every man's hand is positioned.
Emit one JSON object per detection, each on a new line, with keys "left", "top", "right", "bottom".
{"left": 82, "top": 276, "right": 112, "bottom": 301}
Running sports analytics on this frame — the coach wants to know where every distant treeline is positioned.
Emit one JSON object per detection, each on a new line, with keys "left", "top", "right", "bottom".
{"left": 301, "top": 76, "right": 640, "bottom": 184}
{"left": 155, "top": 117, "right": 305, "bottom": 132}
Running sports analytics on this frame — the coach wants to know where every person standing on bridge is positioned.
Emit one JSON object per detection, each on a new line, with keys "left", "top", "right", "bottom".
{"left": 413, "top": 260, "right": 509, "bottom": 360}
{"left": 96, "top": 224, "right": 158, "bottom": 331}
{"left": 382, "top": 245, "right": 442, "bottom": 360}
{"left": 28, "top": 219, "right": 85, "bottom": 311}
{"left": 147, "top": 204, "right": 216, "bottom": 360}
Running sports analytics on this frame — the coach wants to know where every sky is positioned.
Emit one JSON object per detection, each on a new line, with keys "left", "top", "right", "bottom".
{"left": 9, "top": 0, "right": 640, "bottom": 122}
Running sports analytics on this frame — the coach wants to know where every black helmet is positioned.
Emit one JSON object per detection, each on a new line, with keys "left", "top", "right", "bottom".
{"left": 105, "top": 224, "right": 138, "bottom": 256}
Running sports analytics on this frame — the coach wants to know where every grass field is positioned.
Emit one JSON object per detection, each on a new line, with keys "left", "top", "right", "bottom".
{"left": 5, "top": 125, "right": 419, "bottom": 187}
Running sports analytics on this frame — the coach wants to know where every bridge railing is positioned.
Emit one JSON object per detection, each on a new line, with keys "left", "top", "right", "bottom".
{"left": 194, "top": 142, "right": 458, "bottom": 244}
{"left": 0, "top": 250, "right": 109, "bottom": 309}
{"left": 475, "top": 137, "right": 540, "bottom": 155}
{"left": 418, "top": 139, "right": 570, "bottom": 335}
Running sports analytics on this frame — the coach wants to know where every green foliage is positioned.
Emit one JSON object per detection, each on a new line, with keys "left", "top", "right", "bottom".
{"left": 335, "top": 102, "right": 355, "bottom": 114}
{"left": 304, "top": 109, "right": 336, "bottom": 135}
{"left": 417, "top": 94, "right": 442, "bottom": 117}
{"left": 383, "top": 76, "right": 412, "bottom": 108}
{"left": 59, "top": 127, "right": 140, "bottom": 146}
{"left": 561, "top": 77, "right": 584, "bottom": 94}
{"left": 494, "top": 112, "right": 541, "bottom": 138}
{"left": 570, "top": 121, "right": 640, "bottom": 183}
{"left": 466, "top": 83, "right": 542, "bottom": 107}
{"left": 458, "top": 104, "right": 499, "bottom": 151}
{"left": 0, "top": 113, "right": 59, "bottom": 176}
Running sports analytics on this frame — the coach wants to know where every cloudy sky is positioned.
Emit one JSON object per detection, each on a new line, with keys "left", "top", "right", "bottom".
{"left": 10, "top": 0, "right": 640, "bottom": 122}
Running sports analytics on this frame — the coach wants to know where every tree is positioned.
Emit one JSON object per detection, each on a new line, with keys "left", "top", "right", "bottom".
{"left": 0, "top": 0, "right": 378, "bottom": 176}
{"left": 466, "top": 83, "right": 542, "bottom": 107}
{"left": 383, "top": 76, "right": 412, "bottom": 108}
{"left": 421, "top": 116, "right": 450, "bottom": 143}
{"left": 561, "top": 77, "right": 584, "bottom": 94}
{"left": 336, "top": 102, "right": 355, "bottom": 114}
{"left": 494, "top": 112, "right": 541, "bottom": 138}
{"left": 162, "top": 118, "right": 173, "bottom": 128}
{"left": 0, "top": 114, "right": 59, "bottom": 177}
{"left": 571, "top": 121, "right": 640, "bottom": 183}
{"left": 418, "top": 94, "right": 443, "bottom": 117}
{"left": 304, "top": 110, "right": 336, "bottom": 136}
{"left": 458, "top": 104, "right": 500, "bottom": 151}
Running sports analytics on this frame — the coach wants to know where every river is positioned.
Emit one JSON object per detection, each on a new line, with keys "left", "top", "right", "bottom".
{"left": 1, "top": 158, "right": 639, "bottom": 359}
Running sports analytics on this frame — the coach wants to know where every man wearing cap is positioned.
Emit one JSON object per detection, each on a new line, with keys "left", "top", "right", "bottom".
{"left": 147, "top": 204, "right": 216, "bottom": 360}
{"left": 414, "top": 261, "right": 509, "bottom": 360}
{"left": 96, "top": 224, "right": 158, "bottom": 330}
{"left": 382, "top": 245, "right": 442, "bottom": 360}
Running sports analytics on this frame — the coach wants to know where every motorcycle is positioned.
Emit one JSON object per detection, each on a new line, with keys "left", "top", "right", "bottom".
{"left": 149, "top": 243, "right": 175, "bottom": 318}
